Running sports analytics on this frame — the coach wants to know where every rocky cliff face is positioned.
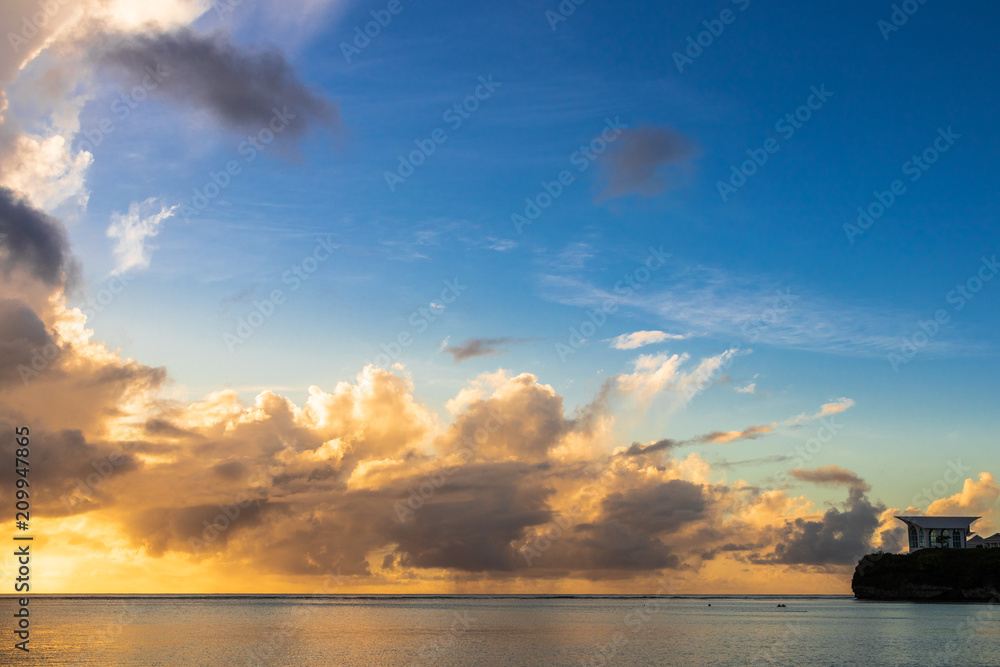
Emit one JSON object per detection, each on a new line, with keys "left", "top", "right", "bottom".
{"left": 852, "top": 549, "right": 1000, "bottom": 602}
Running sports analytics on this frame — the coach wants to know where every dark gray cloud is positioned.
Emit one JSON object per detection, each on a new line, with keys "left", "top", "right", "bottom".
{"left": 599, "top": 125, "right": 697, "bottom": 198}
{"left": 601, "top": 480, "right": 707, "bottom": 535}
{"left": 388, "top": 463, "right": 553, "bottom": 572}
{"left": 621, "top": 438, "right": 678, "bottom": 457}
{"left": 534, "top": 480, "right": 705, "bottom": 575}
{"left": 98, "top": 29, "right": 336, "bottom": 138}
{"left": 0, "top": 187, "right": 73, "bottom": 285}
{"left": 441, "top": 337, "right": 527, "bottom": 363}
{"left": 620, "top": 422, "right": 774, "bottom": 458}
{"left": 0, "top": 299, "right": 56, "bottom": 384}
{"left": 0, "top": 424, "right": 141, "bottom": 516}
{"left": 759, "top": 488, "right": 883, "bottom": 566}
{"left": 569, "top": 522, "right": 681, "bottom": 571}
{"left": 144, "top": 418, "right": 199, "bottom": 439}
{"left": 791, "top": 465, "right": 871, "bottom": 492}
{"left": 127, "top": 500, "right": 268, "bottom": 557}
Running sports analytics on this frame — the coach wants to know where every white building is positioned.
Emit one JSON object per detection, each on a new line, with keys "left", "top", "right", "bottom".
{"left": 895, "top": 515, "right": 979, "bottom": 551}
{"left": 967, "top": 532, "right": 1000, "bottom": 549}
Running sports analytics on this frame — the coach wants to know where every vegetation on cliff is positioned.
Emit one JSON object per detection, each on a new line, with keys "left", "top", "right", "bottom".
{"left": 853, "top": 548, "right": 1000, "bottom": 601}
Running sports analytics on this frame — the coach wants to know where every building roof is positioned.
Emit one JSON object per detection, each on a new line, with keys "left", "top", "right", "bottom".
{"left": 895, "top": 516, "right": 980, "bottom": 530}
{"left": 969, "top": 535, "right": 986, "bottom": 545}
{"left": 985, "top": 533, "right": 1000, "bottom": 542}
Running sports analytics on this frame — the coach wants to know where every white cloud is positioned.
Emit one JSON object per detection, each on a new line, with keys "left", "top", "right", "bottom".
{"left": 783, "top": 397, "right": 855, "bottom": 426}
{"left": 106, "top": 198, "right": 178, "bottom": 273}
{"left": 606, "top": 330, "right": 689, "bottom": 350}
{"left": 736, "top": 383, "right": 756, "bottom": 394}
{"left": 617, "top": 347, "right": 745, "bottom": 405}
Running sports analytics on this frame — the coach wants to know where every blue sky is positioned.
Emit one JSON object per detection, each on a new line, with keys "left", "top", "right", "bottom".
{"left": 71, "top": 0, "right": 1000, "bottom": 500}
{"left": 6, "top": 0, "right": 997, "bottom": 590}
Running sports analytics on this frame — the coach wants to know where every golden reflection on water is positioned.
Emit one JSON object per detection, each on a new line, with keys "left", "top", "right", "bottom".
{"left": 1, "top": 596, "right": 999, "bottom": 666}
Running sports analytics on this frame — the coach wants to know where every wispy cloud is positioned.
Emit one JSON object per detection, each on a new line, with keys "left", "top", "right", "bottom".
{"left": 441, "top": 337, "right": 529, "bottom": 363}
{"left": 537, "top": 263, "right": 980, "bottom": 358}
{"left": 791, "top": 465, "right": 872, "bottom": 492}
{"left": 606, "top": 330, "right": 690, "bottom": 350}
{"left": 106, "top": 198, "right": 178, "bottom": 273}
{"left": 784, "top": 398, "right": 854, "bottom": 426}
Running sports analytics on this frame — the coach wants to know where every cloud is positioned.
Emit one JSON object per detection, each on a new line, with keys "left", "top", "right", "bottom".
{"left": 0, "top": 186, "right": 75, "bottom": 285}
{"left": 785, "top": 398, "right": 855, "bottom": 426}
{"left": 106, "top": 198, "right": 178, "bottom": 273}
{"left": 620, "top": 438, "right": 678, "bottom": 457}
{"left": 0, "top": 0, "right": 211, "bottom": 212}
{"left": 0, "top": 278, "right": 898, "bottom": 590}
{"left": 619, "top": 422, "right": 774, "bottom": 458}
{"left": 441, "top": 337, "right": 527, "bottom": 363}
{"left": 616, "top": 348, "right": 746, "bottom": 404}
{"left": 926, "top": 472, "right": 1000, "bottom": 537}
{"left": 388, "top": 462, "right": 553, "bottom": 572}
{"left": 606, "top": 330, "right": 689, "bottom": 350}
{"left": 735, "top": 383, "right": 756, "bottom": 394}
{"left": 696, "top": 424, "right": 774, "bottom": 444}
{"left": 759, "top": 488, "right": 884, "bottom": 566}
{"left": 97, "top": 28, "right": 337, "bottom": 139}
{"left": 598, "top": 125, "right": 697, "bottom": 199}
{"left": 714, "top": 454, "right": 793, "bottom": 469}
{"left": 537, "top": 264, "right": 981, "bottom": 359}
{"left": 0, "top": 298, "right": 58, "bottom": 384}
{"left": 790, "top": 465, "right": 871, "bottom": 492}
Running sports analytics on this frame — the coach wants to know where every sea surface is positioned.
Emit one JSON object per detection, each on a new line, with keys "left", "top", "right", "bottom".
{"left": 1, "top": 595, "right": 998, "bottom": 666}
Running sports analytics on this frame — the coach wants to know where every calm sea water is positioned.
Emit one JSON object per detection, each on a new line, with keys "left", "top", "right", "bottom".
{"left": 2, "top": 595, "right": 998, "bottom": 666}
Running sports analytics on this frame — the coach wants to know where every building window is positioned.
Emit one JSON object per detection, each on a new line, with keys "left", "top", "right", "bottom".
{"left": 953, "top": 530, "right": 962, "bottom": 548}
{"left": 909, "top": 526, "right": 918, "bottom": 549}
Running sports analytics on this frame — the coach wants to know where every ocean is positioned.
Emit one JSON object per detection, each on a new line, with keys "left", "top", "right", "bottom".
{"left": 2, "top": 595, "right": 998, "bottom": 665}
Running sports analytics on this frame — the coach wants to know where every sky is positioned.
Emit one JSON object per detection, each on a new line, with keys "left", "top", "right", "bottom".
{"left": 0, "top": 0, "right": 998, "bottom": 594}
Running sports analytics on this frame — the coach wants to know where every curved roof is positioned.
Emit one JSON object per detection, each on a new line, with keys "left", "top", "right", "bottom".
{"left": 895, "top": 516, "right": 980, "bottom": 529}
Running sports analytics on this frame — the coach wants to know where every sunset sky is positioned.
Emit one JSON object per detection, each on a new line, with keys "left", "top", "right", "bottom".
{"left": 1, "top": 0, "right": 998, "bottom": 594}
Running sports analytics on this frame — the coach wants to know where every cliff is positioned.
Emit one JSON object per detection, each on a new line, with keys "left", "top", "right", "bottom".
{"left": 852, "top": 548, "right": 1000, "bottom": 601}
